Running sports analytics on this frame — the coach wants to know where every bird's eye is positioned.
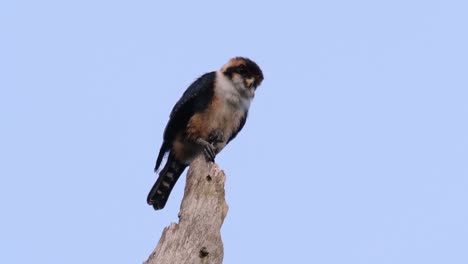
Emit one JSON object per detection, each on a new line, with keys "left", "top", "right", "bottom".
{"left": 237, "top": 66, "right": 247, "bottom": 75}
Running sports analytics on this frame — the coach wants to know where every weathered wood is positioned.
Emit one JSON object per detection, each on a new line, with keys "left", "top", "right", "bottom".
{"left": 144, "top": 156, "right": 229, "bottom": 264}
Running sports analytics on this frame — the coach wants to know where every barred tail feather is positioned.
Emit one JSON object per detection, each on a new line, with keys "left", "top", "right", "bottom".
{"left": 154, "top": 142, "right": 169, "bottom": 173}
{"left": 147, "top": 157, "right": 186, "bottom": 210}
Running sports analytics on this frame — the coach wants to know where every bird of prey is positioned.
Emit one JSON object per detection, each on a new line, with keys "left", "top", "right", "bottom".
{"left": 147, "top": 57, "right": 264, "bottom": 210}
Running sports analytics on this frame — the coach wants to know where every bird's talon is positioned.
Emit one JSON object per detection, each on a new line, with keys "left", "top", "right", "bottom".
{"left": 203, "top": 146, "right": 215, "bottom": 162}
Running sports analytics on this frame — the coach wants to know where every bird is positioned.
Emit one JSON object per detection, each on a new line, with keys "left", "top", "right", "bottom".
{"left": 147, "top": 57, "right": 264, "bottom": 210}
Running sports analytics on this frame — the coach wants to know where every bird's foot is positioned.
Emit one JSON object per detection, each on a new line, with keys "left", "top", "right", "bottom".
{"left": 196, "top": 138, "right": 216, "bottom": 162}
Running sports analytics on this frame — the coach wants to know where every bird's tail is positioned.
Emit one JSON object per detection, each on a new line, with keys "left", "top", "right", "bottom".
{"left": 147, "top": 156, "right": 187, "bottom": 210}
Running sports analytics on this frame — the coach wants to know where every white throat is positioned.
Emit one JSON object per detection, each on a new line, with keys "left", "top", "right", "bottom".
{"left": 216, "top": 71, "right": 253, "bottom": 110}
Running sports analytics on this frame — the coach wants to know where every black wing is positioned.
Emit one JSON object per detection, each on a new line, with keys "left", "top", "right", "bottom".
{"left": 154, "top": 71, "right": 216, "bottom": 172}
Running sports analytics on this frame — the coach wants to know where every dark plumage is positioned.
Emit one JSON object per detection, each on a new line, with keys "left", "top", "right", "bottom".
{"left": 147, "top": 57, "right": 263, "bottom": 210}
{"left": 154, "top": 72, "right": 216, "bottom": 173}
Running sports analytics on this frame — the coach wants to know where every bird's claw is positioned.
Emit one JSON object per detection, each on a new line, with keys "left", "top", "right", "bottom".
{"left": 203, "top": 143, "right": 216, "bottom": 162}
{"left": 196, "top": 138, "right": 216, "bottom": 162}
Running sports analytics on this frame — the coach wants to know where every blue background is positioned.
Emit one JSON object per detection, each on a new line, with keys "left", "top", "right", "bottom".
{"left": 2, "top": 1, "right": 467, "bottom": 263}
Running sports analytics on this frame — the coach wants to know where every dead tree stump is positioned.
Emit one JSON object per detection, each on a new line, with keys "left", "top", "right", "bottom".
{"left": 144, "top": 156, "right": 229, "bottom": 264}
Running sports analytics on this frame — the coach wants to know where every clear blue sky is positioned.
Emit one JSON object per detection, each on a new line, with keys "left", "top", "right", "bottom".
{"left": 2, "top": 1, "right": 467, "bottom": 263}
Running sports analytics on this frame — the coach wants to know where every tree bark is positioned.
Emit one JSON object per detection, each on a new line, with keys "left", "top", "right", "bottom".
{"left": 144, "top": 156, "right": 229, "bottom": 264}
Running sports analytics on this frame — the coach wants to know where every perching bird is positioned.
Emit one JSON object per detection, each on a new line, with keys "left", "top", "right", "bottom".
{"left": 147, "top": 57, "right": 264, "bottom": 210}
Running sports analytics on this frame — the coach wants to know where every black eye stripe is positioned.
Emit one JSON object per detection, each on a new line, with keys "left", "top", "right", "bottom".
{"left": 237, "top": 65, "right": 248, "bottom": 75}
{"left": 224, "top": 61, "right": 263, "bottom": 82}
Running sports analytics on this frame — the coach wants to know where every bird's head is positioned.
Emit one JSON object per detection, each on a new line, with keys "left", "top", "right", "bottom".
{"left": 221, "top": 57, "right": 264, "bottom": 92}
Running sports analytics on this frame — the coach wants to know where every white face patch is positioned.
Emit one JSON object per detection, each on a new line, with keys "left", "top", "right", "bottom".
{"left": 216, "top": 71, "right": 253, "bottom": 110}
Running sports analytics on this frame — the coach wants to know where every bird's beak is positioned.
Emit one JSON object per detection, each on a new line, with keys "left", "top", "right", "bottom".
{"left": 245, "top": 77, "right": 255, "bottom": 89}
